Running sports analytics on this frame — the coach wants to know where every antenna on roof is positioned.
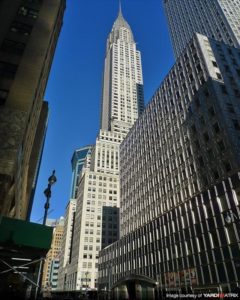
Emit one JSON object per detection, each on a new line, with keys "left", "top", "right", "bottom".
{"left": 119, "top": 0, "right": 122, "bottom": 15}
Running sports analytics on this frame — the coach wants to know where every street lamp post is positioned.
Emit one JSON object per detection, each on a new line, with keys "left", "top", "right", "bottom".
{"left": 43, "top": 170, "right": 57, "bottom": 225}
{"left": 35, "top": 170, "right": 57, "bottom": 299}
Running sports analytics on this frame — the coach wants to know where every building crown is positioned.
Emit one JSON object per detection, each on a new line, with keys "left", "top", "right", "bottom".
{"left": 112, "top": 1, "right": 132, "bottom": 35}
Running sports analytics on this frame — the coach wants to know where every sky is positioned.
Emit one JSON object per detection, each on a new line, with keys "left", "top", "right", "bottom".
{"left": 30, "top": 0, "right": 174, "bottom": 223}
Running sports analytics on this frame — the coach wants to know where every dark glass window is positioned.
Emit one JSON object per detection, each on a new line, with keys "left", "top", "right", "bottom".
{"left": 208, "top": 106, "right": 215, "bottom": 116}
{"left": 213, "top": 170, "right": 219, "bottom": 180}
{"left": 222, "top": 246, "right": 231, "bottom": 260}
{"left": 0, "top": 61, "right": 18, "bottom": 78}
{"left": 230, "top": 244, "right": 240, "bottom": 258}
{"left": 232, "top": 119, "right": 240, "bottom": 130}
{"left": 198, "top": 156, "right": 204, "bottom": 166}
{"left": 209, "top": 264, "right": 217, "bottom": 283}
{"left": 0, "top": 39, "right": 25, "bottom": 55}
{"left": 204, "top": 89, "right": 209, "bottom": 97}
{"left": 217, "top": 263, "right": 227, "bottom": 281}
{"left": 202, "top": 265, "right": 210, "bottom": 283}
{"left": 226, "top": 102, "right": 235, "bottom": 114}
{"left": 211, "top": 231, "right": 220, "bottom": 248}
{"left": 203, "top": 132, "right": 210, "bottom": 142}
{"left": 207, "top": 149, "right": 214, "bottom": 160}
{"left": 213, "top": 122, "right": 220, "bottom": 133}
{"left": 213, "top": 248, "right": 222, "bottom": 261}
{"left": 218, "top": 228, "right": 228, "bottom": 245}
{"left": 224, "top": 161, "right": 232, "bottom": 172}
{"left": 221, "top": 85, "right": 228, "bottom": 94}
{"left": 10, "top": 21, "right": 33, "bottom": 36}
{"left": 18, "top": 6, "right": 38, "bottom": 19}
{"left": 225, "top": 261, "right": 236, "bottom": 281}
{"left": 217, "top": 140, "right": 225, "bottom": 151}
{"left": 0, "top": 89, "right": 8, "bottom": 105}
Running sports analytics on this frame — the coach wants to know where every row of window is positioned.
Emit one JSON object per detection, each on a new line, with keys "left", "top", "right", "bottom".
{"left": 99, "top": 175, "right": 240, "bottom": 290}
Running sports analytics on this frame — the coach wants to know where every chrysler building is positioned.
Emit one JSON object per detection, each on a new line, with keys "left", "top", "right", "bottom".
{"left": 58, "top": 4, "right": 144, "bottom": 290}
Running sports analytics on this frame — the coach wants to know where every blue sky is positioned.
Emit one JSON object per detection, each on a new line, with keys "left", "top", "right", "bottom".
{"left": 30, "top": 0, "right": 174, "bottom": 223}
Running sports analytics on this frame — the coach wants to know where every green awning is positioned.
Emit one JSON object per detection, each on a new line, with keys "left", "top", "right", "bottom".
{"left": 0, "top": 217, "right": 53, "bottom": 298}
{"left": 0, "top": 216, "right": 53, "bottom": 252}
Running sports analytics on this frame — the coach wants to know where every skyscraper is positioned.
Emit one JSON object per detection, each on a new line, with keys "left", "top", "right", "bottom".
{"left": 57, "top": 199, "right": 76, "bottom": 290}
{"left": 0, "top": 0, "right": 66, "bottom": 220}
{"left": 58, "top": 146, "right": 92, "bottom": 290}
{"left": 163, "top": 0, "right": 240, "bottom": 58}
{"left": 70, "top": 146, "right": 93, "bottom": 199}
{"left": 101, "top": 5, "right": 144, "bottom": 135}
{"left": 60, "top": 5, "right": 144, "bottom": 291}
{"left": 98, "top": 1, "right": 240, "bottom": 296}
{"left": 99, "top": 32, "right": 240, "bottom": 298}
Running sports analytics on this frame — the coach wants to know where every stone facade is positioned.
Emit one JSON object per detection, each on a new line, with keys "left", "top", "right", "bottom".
{"left": 98, "top": 34, "right": 240, "bottom": 294}
{"left": 163, "top": 0, "right": 240, "bottom": 58}
{"left": 0, "top": 0, "right": 66, "bottom": 219}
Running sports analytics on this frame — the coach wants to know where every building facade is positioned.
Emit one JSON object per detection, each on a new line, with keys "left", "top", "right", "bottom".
{"left": 42, "top": 217, "right": 65, "bottom": 292}
{"left": 61, "top": 6, "right": 144, "bottom": 291}
{"left": 99, "top": 174, "right": 240, "bottom": 295}
{"left": 163, "top": 0, "right": 240, "bottom": 58}
{"left": 57, "top": 199, "right": 76, "bottom": 290}
{"left": 0, "top": 0, "right": 65, "bottom": 220}
{"left": 58, "top": 146, "right": 92, "bottom": 290}
{"left": 98, "top": 34, "right": 240, "bottom": 294}
{"left": 100, "top": 6, "right": 144, "bottom": 134}
{"left": 70, "top": 146, "right": 93, "bottom": 199}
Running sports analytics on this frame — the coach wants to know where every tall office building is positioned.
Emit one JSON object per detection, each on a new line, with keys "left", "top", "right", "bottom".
{"left": 101, "top": 5, "right": 144, "bottom": 134}
{"left": 61, "top": 5, "right": 144, "bottom": 291}
{"left": 163, "top": 0, "right": 240, "bottom": 58}
{"left": 70, "top": 146, "right": 93, "bottom": 199}
{"left": 98, "top": 1, "right": 240, "bottom": 298}
{"left": 42, "top": 217, "right": 65, "bottom": 291}
{"left": 58, "top": 146, "right": 92, "bottom": 290}
{"left": 57, "top": 199, "right": 76, "bottom": 290}
{"left": 0, "top": 0, "right": 66, "bottom": 220}
{"left": 99, "top": 33, "right": 240, "bottom": 297}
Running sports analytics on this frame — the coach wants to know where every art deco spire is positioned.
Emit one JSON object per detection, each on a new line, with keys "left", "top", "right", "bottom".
{"left": 118, "top": 0, "right": 122, "bottom": 17}
{"left": 112, "top": 0, "right": 131, "bottom": 33}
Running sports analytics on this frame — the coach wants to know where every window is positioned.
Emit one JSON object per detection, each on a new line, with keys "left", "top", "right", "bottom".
{"left": 221, "top": 85, "right": 228, "bottom": 94}
{"left": 213, "top": 122, "right": 220, "bottom": 133}
{"left": 213, "top": 170, "right": 219, "bottom": 179}
{"left": 232, "top": 119, "right": 240, "bottom": 130}
{"left": 0, "top": 61, "right": 18, "bottom": 78}
{"left": 208, "top": 106, "right": 215, "bottom": 116}
{"left": 0, "top": 39, "right": 25, "bottom": 55}
{"left": 224, "top": 161, "right": 232, "bottom": 172}
{"left": 212, "top": 61, "right": 218, "bottom": 67}
{"left": 203, "top": 132, "right": 210, "bottom": 142}
{"left": 0, "top": 89, "right": 8, "bottom": 105}
{"left": 10, "top": 21, "right": 33, "bottom": 36}
{"left": 216, "top": 73, "right": 222, "bottom": 79}
{"left": 18, "top": 6, "right": 38, "bottom": 19}
{"left": 217, "top": 140, "right": 225, "bottom": 151}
